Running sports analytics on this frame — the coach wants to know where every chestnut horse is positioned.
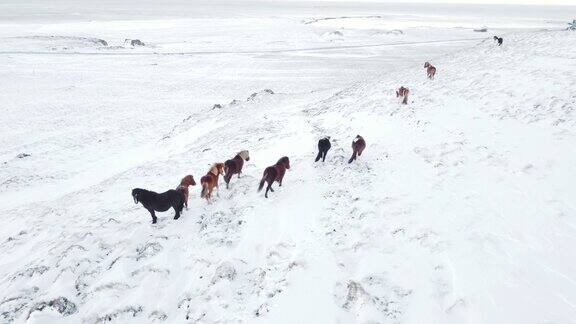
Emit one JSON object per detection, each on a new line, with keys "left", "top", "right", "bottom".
{"left": 200, "top": 163, "right": 224, "bottom": 201}
{"left": 258, "top": 156, "right": 290, "bottom": 198}
{"left": 348, "top": 135, "right": 366, "bottom": 164}
{"left": 176, "top": 174, "right": 196, "bottom": 209}
{"left": 396, "top": 86, "right": 409, "bottom": 105}
{"left": 224, "top": 150, "right": 250, "bottom": 189}
{"left": 424, "top": 62, "right": 436, "bottom": 80}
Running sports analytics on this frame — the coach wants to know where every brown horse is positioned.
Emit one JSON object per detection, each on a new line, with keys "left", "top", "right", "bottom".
{"left": 200, "top": 163, "right": 224, "bottom": 201}
{"left": 424, "top": 62, "right": 436, "bottom": 80}
{"left": 258, "top": 156, "right": 290, "bottom": 198}
{"left": 224, "top": 150, "right": 250, "bottom": 189}
{"left": 348, "top": 135, "right": 366, "bottom": 164}
{"left": 396, "top": 86, "right": 409, "bottom": 105}
{"left": 176, "top": 175, "right": 196, "bottom": 209}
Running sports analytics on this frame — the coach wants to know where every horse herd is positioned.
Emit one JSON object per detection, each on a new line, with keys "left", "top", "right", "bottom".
{"left": 396, "top": 36, "right": 503, "bottom": 105}
{"left": 132, "top": 38, "right": 506, "bottom": 224}
{"left": 394, "top": 61, "right": 437, "bottom": 105}
{"left": 132, "top": 135, "right": 366, "bottom": 223}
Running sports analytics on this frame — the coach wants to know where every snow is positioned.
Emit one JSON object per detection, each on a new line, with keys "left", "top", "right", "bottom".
{"left": 1, "top": 1, "right": 576, "bottom": 323}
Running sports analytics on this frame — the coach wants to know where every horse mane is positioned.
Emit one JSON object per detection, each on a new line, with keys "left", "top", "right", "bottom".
{"left": 179, "top": 175, "right": 194, "bottom": 186}
{"left": 276, "top": 156, "right": 289, "bottom": 166}
{"left": 133, "top": 188, "right": 150, "bottom": 195}
{"left": 209, "top": 163, "right": 224, "bottom": 175}
{"left": 238, "top": 150, "right": 249, "bottom": 160}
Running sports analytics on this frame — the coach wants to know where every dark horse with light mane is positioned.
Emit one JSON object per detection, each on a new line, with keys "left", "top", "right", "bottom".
{"left": 396, "top": 86, "right": 409, "bottom": 105}
{"left": 493, "top": 36, "right": 503, "bottom": 46}
{"left": 348, "top": 135, "right": 366, "bottom": 163}
{"left": 224, "top": 150, "right": 250, "bottom": 189}
{"left": 258, "top": 156, "right": 290, "bottom": 198}
{"left": 132, "top": 188, "right": 184, "bottom": 224}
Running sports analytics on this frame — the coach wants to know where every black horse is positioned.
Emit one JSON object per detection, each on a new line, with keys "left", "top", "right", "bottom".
{"left": 315, "top": 136, "right": 331, "bottom": 162}
{"left": 132, "top": 188, "right": 184, "bottom": 224}
{"left": 493, "top": 36, "right": 503, "bottom": 46}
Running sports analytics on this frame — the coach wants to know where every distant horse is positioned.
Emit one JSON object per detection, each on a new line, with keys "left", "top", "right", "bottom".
{"left": 176, "top": 175, "right": 196, "bottom": 209}
{"left": 315, "top": 137, "right": 331, "bottom": 162}
{"left": 348, "top": 135, "right": 366, "bottom": 164}
{"left": 200, "top": 163, "right": 224, "bottom": 201}
{"left": 396, "top": 86, "right": 409, "bottom": 105}
{"left": 493, "top": 36, "right": 503, "bottom": 46}
{"left": 132, "top": 188, "right": 184, "bottom": 224}
{"left": 224, "top": 150, "right": 250, "bottom": 189}
{"left": 424, "top": 62, "right": 436, "bottom": 80}
{"left": 258, "top": 156, "right": 290, "bottom": 198}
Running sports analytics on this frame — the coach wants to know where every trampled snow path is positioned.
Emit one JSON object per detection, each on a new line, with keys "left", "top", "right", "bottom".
{"left": 1, "top": 30, "right": 576, "bottom": 323}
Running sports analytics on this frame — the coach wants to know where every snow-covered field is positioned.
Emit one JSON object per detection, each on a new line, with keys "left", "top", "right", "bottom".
{"left": 1, "top": 1, "right": 576, "bottom": 323}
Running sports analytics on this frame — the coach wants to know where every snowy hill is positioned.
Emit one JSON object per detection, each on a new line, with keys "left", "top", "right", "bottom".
{"left": 1, "top": 8, "right": 576, "bottom": 324}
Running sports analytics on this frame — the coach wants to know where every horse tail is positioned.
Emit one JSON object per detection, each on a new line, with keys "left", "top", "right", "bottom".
{"left": 258, "top": 170, "right": 268, "bottom": 192}
{"left": 315, "top": 151, "right": 322, "bottom": 162}
{"left": 348, "top": 150, "right": 357, "bottom": 164}
{"left": 201, "top": 182, "right": 208, "bottom": 198}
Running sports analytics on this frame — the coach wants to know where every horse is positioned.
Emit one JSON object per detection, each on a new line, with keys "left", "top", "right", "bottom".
{"left": 315, "top": 137, "right": 331, "bottom": 162}
{"left": 200, "top": 163, "right": 224, "bottom": 201}
{"left": 424, "top": 62, "right": 436, "bottom": 80}
{"left": 132, "top": 188, "right": 184, "bottom": 224}
{"left": 176, "top": 175, "right": 196, "bottom": 209}
{"left": 258, "top": 156, "right": 290, "bottom": 198}
{"left": 396, "top": 86, "right": 409, "bottom": 105}
{"left": 493, "top": 36, "right": 503, "bottom": 46}
{"left": 348, "top": 135, "right": 366, "bottom": 164}
{"left": 223, "top": 150, "right": 250, "bottom": 189}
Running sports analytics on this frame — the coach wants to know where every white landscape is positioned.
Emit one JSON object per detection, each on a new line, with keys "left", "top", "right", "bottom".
{"left": 1, "top": 0, "right": 576, "bottom": 323}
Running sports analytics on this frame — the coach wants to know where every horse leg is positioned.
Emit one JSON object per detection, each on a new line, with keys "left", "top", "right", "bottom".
{"left": 174, "top": 206, "right": 181, "bottom": 220}
{"left": 148, "top": 209, "right": 157, "bottom": 224}
{"left": 322, "top": 150, "right": 327, "bottom": 162}
{"left": 265, "top": 181, "right": 274, "bottom": 198}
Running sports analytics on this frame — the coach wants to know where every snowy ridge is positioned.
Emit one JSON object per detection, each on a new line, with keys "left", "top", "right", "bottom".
{"left": 1, "top": 30, "right": 576, "bottom": 323}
